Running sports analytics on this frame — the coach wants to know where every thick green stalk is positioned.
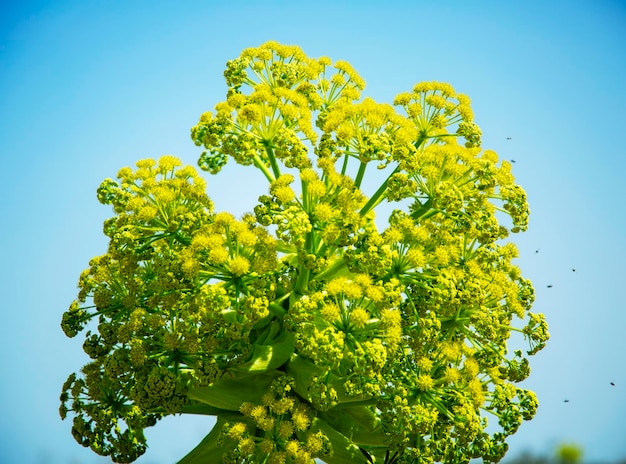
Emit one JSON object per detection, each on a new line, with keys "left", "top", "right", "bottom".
{"left": 354, "top": 160, "right": 367, "bottom": 189}
{"left": 310, "top": 256, "right": 349, "bottom": 283}
{"left": 359, "top": 165, "right": 400, "bottom": 217}
{"left": 252, "top": 152, "right": 276, "bottom": 182}
{"left": 264, "top": 143, "right": 282, "bottom": 179}
{"left": 294, "top": 249, "right": 312, "bottom": 295}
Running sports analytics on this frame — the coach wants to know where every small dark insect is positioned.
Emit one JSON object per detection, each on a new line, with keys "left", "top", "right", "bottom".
{"left": 564, "top": 399, "right": 569, "bottom": 403}
{"left": 572, "top": 268, "right": 576, "bottom": 272}
{"left": 535, "top": 249, "right": 540, "bottom": 253}
{"left": 506, "top": 137, "right": 512, "bottom": 140}
{"left": 547, "top": 285, "right": 553, "bottom": 288}
{"left": 511, "top": 159, "right": 516, "bottom": 163}
{"left": 611, "top": 382, "right": 615, "bottom": 386}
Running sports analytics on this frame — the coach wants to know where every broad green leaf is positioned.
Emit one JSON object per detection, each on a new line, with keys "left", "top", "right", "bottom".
{"left": 188, "top": 371, "right": 281, "bottom": 411}
{"left": 180, "top": 404, "right": 233, "bottom": 416}
{"left": 321, "top": 405, "right": 385, "bottom": 447}
{"left": 285, "top": 353, "right": 325, "bottom": 400}
{"left": 230, "top": 329, "right": 294, "bottom": 375}
{"left": 309, "top": 416, "right": 371, "bottom": 464}
{"left": 176, "top": 414, "right": 240, "bottom": 464}
{"left": 286, "top": 354, "right": 372, "bottom": 405}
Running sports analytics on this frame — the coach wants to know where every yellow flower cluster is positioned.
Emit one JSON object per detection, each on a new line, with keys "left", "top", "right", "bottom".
{"left": 61, "top": 42, "right": 548, "bottom": 464}
{"left": 60, "top": 157, "right": 283, "bottom": 461}
{"left": 394, "top": 81, "right": 481, "bottom": 148}
{"left": 218, "top": 377, "right": 331, "bottom": 464}
{"left": 191, "top": 41, "right": 368, "bottom": 182}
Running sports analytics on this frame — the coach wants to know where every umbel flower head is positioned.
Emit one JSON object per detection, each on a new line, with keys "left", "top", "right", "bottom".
{"left": 60, "top": 41, "right": 548, "bottom": 464}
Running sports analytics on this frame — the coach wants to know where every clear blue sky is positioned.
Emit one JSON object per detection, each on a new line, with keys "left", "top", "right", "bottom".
{"left": 1, "top": 1, "right": 625, "bottom": 463}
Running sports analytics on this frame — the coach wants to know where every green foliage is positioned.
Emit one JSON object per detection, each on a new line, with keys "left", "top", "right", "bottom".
{"left": 60, "top": 41, "right": 549, "bottom": 463}
{"left": 501, "top": 443, "right": 596, "bottom": 464}
{"left": 556, "top": 443, "right": 583, "bottom": 464}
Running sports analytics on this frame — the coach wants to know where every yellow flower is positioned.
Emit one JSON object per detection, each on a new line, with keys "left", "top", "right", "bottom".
{"left": 277, "top": 421, "right": 294, "bottom": 439}
{"left": 416, "top": 357, "right": 433, "bottom": 372}
{"left": 239, "top": 437, "right": 256, "bottom": 455}
{"left": 152, "top": 186, "right": 175, "bottom": 203}
{"left": 273, "top": 186, "right": 295, "bottom": 204}
{"left": 208, "top": 247, "right": 229, "bottom": 265}
{"left": 270, "top": 397, "right": 294, "bottom": 415}
{"left": 214, "top": 211, "right": 236, "bottom": 228}
{"left": 157, "top": 155, "right": 182, "bottom": 173}
{"left": 314, "top": 203, "right": 335, "bottom": 222}
{"left": 236, "top": 229, "right": 258, "bottom": 247}
{"left": 137, "top": 205, "right": 157, "bottom": 222}
{"left": 393, "top": 92, "right": 412, "bottom": 106}
{"left": 228, "top": 256, "right": 250, "bottom": 276}
{"left": 334, "top": 60, "right": 365, "bottom": 89}
{"left": 406, "top": 248, "right": 426, "bottom": 268}
{"left": 307, "top": 179, "right": 326, "bottom": 197}
{"left": 320, "top": 302, "right": 341, "bottom": 322}
{"left": 305, "top": 431, "right": 324, "bottom": 453}
{"left": 259, "top": 439, "right": 275, "bottom": 454}
{"left": 350, "top": 307, "right": 369, "bottom": 328}
{"left": 415, "top": 374, "right": 434, "bottom": 391}
{"left": 135, "top": 158, "right": 156, "bottom": 169}
{"left": 433, "top": 246, "right": 451, "bottom": 266}
{"left": 444, "top": 366, "right": 461, "bottom": 384}
{"left": 227, "top": 422, "right": 247, "bottom": 440}
{"left": 325, "top": 277, "right": 347, "bottom": 296}
{"left": 468, "top": 378, "right": 485, "bottom": 406}
{"left": 463, "top": 358, "right": 479, "bottom": 378}
{"left": 342, "top": 281, "right": 363, "bottom": 300}
{"left": 258, "top": 416, "right": 276, "bottom": 431}
{"left": 238, "top": 103, "right": 262, "bottom": 123}
{"left": 291, "top": 406, "right": 311, "bottom": 431}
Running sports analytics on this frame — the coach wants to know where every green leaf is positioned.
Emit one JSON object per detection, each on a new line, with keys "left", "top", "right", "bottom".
{"left": 180, "top": 404, "right": 233, "bottom": 416}
{"left": 188, "top": 371, "right": 281, "bottom": 411}
{"left": 230, "top": 328, "right": 294, "bottom": 375}
{"left": 286, "top": 354, "right": 373, "bottom": 405}
{"left": 309, "top": 417, "right": 371, "bottom": 464}
{"left": 285, "top": 353, "right": 325, "bottom": 400}
{"left": 321, "top": 405, "right": 385, "bottom": 447}
{"left": 176, "top": 414, "right": 239, "bottom": 464}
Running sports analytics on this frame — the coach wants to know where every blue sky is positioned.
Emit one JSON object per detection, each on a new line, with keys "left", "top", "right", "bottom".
{"left": 1, "top": 1, "right": 625, "bottom": 463}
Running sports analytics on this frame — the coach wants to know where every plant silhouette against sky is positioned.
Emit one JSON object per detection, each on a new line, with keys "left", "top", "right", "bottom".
{"left": 60, "top": 41, "right": 549, "bottom": 464}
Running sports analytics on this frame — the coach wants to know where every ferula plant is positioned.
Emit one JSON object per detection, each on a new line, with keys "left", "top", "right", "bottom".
{"left": 60, "top": 41, "right": 549, "bottom": 464}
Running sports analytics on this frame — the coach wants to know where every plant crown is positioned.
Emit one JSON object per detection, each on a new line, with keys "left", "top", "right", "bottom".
{"left": 60, "top": 41, "right": 549, "bottom": 464}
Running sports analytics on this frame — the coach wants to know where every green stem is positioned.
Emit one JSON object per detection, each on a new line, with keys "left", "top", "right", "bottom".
{"left": 301, "top": 177, "right": 309, "bottom": 213}
{"left": 264, "top": 143, "right": 281, "bottom": 179}
{"left": 252, "top": 152, "right": 276, "bottom": 183}
{"left": 294, "top": 266, "right": 310, "bottom": 296}
{"left": 354, "top": 161, "right": 367, "bottom": 189}
{"left": 409, "top": 198, "right": 435, "bottom": 221}
{"left": 506, "top": 326, "right": 525, "bottom": 334}
{"left": 294, "top": 230, "right": 314, "bottom": 295}
{"left": 269, "top": 299, "right": 288, "bottom": 318}
{"left": 359, "top": 165, "right": 400, "bottom": 217}
{"left": 311, "top": 256, "right": 349, "bottom": 282}
{"left": 340, "top": 152, "right": 350, "bottom": 176}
